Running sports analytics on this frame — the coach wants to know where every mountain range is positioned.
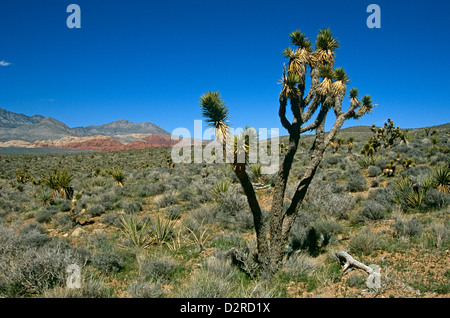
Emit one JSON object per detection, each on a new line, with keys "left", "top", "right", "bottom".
{"left": 0, "top": 107, "right": 184, "bottom": 151}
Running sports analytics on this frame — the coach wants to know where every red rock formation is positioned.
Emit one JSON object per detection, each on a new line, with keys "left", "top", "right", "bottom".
{"left": 32, "top": 134, "right": 180, "bottom": 152}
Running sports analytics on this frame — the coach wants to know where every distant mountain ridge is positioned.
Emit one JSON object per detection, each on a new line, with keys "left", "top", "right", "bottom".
{"left": 0, "top": 107, "right": 170, "bottom": 143}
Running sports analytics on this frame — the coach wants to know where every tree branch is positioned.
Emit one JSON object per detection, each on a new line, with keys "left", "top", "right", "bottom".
{"left": 336, "top": 251, "right": 381, "bottom": 290}
{"left": 278, "top": 94, "right": 292, "bottom": 133}
{"left": 232, "top": 163, "right": 269, "bottom": 265}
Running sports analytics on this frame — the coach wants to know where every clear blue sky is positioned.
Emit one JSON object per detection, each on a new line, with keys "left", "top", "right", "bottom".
{"left": 0, "top": 0, "right": 449, "bottom": 136}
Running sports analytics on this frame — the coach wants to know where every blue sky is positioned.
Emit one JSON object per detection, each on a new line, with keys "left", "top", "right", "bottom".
{"left": 0, "top": 0, "right": 449, "bottom": 136}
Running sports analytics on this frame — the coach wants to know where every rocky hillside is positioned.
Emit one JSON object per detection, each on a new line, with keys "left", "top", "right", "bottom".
{"left": 0, "top": 107, "right": 181, "bottom": 151}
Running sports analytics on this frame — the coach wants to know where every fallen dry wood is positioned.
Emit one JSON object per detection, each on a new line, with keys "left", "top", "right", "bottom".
{"left": 336, "top": 250, "right": 381, "bottom": 290}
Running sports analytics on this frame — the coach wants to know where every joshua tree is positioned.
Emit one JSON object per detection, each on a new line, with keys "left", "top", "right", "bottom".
{"left": 362, "top": 119, "right": 404, "bottom": 156}
{"left": 200, "top": 28, "right": 374, "bottom": 277}
{"left": 330, "top": 137, "right": 344, "bottom": 153}
{"left": 347, "top": 136, "right": 355, "bottom": 154}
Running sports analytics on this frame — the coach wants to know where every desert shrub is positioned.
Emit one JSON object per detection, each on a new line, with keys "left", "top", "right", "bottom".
{"left": 36, "top": 206, "right": 58, "bottom": 223}
{"left": 394, "top": 144, "right": 424, "bottom": 162}
{"left": 177, "top": 188, "right": 195, "bottom": 201}
{"left": 101, "top": 212, "right": 122, "bottom": 228}
{"left": 368, "top": 165, "right": 382, "bottom": 177}
{"left": 327, "top": 170, "right": 341, "bottom": 183}
{"left": 422, "top": 188, "right": 449, "bottom": 211}
{"left": 346, "top": 173, "right": 368, "bottom": 192}
{"left": 0, "top": 226, "right": 87, "bottom": 297}
{"left": 42, "top": 278, "right": 113, "bottom": 298}
{"left": 403, "top": 165, "right": 432, "bottom": 179}
{"left": 303, "top": 183, "right": 355, "bottom": 219}
{"left": 91, "top": 253, "right": 124, "bottom": 274}
{"left": 367, "top": 187, "right": 395, "bottom": 210}
{"left": 356, "top": 155, "right": 382, "bottom": 169}
{"left": 370, "top": 177, "right": 381, "bottom": 188}
{"left": 423, "top": 221, "right": 450, "bottom": 249}
{"left": 123, "top": 200, "right": 143, "bottom": 214}
{"left": 349, "top": 228, "right": 383, "bottom": 256}
{"left": 19, "top": 229, "right": 52, "bottom": 249}
{"left": 114, "top": 184, "right": 132, "bottom": 197}
{"left": 234, "top": 210, "right": 254, "bottom": 232}
{"left": 184, "top": 197, "right": 201, "bottom": 211}
{"left": 127, "top": 281, "right": 164, "bottom": 298}
{"left": 157, "top": 193, "right": 179, "bottom": 208}
{"left": 347, "top": 273, "right": 366, "bottom": 287}
{"left": 325, "top": 155, "right": 343, "bottom": 166}
{"left": 147, "top": 182, "right": 166, "bottom": 196}
{"left": 167, "top": 177, "right": 189, "bottom": 191}
{"left": 139, "top": 255, "right": 177, "bottom": 282}
{"left": 283, "top": 252, "right": 317, "bottom": 281}
{"left": 164, "top": 206, "right": 182, "bottom": 220}
{"left": 87, "top": 204, "right": 105, "bottom": 217}
{"left": 227, "top": 242, "right": 260, "bottom": 278}
{"left": 203, "top": 253, "right": 236, "bottom": 278}
{"left": 53, "top": 213, "right": 73, "bottom": 230}
{"left": 359, "top": 199, "right": 387, "bottom": 221}
{"left": 96, "top": 193, "right": 120, "bottom": 211}
{"left": 184, "top": 206, "right": 217, "bottom": 228}
{"left": 393, "top": 217, "right": 423, "bottom": 238}
{"left": 313, "top": 219, "right": 344, "bottom": 237}
{"left": 177, "top": 268, "right": 234, "bottom": 298}
{"left": 57, "top": 200, "right": 72, "bottom": 212}
{"left": 194, "top": 182, "right": 214, "bottom": 203}
{"left": 215, "top": 187, "right": 247, "bottom": 215}
{"left": 135, "top": 184, "right": 152, "bottom": 198}
{"left": 20, "top": 222, "right": 47, "bottom": 235}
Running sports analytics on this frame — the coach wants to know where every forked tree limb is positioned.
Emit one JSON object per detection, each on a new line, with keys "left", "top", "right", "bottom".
{"left": 336, "top": 251, "right": 381, "bottom": 290}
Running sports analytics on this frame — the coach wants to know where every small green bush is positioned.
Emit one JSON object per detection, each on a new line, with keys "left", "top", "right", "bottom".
{"left": 87, "top": 205, "right": 105, "bottom": 217}
{"left": 346, "top": 174, "right": 368, "bottom": 192}
{"left": 127, "top": 281, "right": 164, "bottom": 298}
{"left": 359, "top": 199, "right": 387, "bottom": 221}
{"left": 157, "top": 193, "right": 179, "bottom": 208}
{"left": 91, "top": 253, "right": 124, "bottom": 274}
{"left": 139, "top": 256, "right": 177, "bottom": 282}
{"left": 349, "top": 228, "right": 383, "bottom": 256}
{"left": 393, "top": 217, "right": 423, "bottom": 238}
{"left": 368, "top": 165, "right": 382, "bottom": 177}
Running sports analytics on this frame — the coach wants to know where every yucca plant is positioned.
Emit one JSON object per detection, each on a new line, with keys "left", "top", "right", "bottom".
{"left": 211, "top": 181, "right": 231, "bottom": 201}
{"left": 250, "top": 164, "right": 262, "bottom": 182}
{"left": 393, "top": 176, "right": 431, "bottom": 211}
{"left": 187, "top": 220, "right": 212, "bottom": 252}
{"left": 42, "top": 170, "right": 60, "bottom": 197}
{"left": 347, "top": 136, "right": 354, "bottom": 154}
{"left": 151, "top": 214, "right": 176, "bottom": 245}
{"left": 118, "top": 214, "right": 154, "bottom": 249}
{"left": 311, "top": 28, "right": 339, "bottom": 65}
{"left": 431, "top": 165, "right": 449, "bottom": 194}
{"left": 200, "top": 91, "right": 230, "bottom": 144}
{"left": 16, "top": 168, "right": 31, "bottom": 184}
{"left": 166, "top": 229, "right": 185, "bottom": 251}
{"left": 109, "top": 167, "right": 126, "bottom": 187}
{"left": 42, "top": 169, "right": 74, "bottom": 199}
{"left": 36, "top": 186, "right": 53, "bottom": 206}
{"left": 317, "top": 64, "right": 334, "bottom": 96}
{"left": 56, "top": 170, "right": 74, "bottom": 199}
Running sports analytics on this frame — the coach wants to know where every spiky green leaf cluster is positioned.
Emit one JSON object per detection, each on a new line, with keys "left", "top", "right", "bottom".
{"left": 290, "top": 30, "right": 312, "bottom": 52}
{"left": 200, "top": 91, "right": 230, "bottom": 142}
